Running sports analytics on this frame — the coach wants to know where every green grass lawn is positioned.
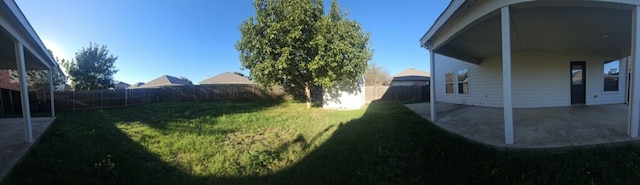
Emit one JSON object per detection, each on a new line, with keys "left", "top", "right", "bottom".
{"left": 4, "top": 100, "right": 640, "bottom": 184}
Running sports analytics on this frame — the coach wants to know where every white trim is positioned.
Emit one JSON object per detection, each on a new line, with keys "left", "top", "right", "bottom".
{"left": 49, "top": 69, "right": 55, "bottom": 118}
{"left": 420, "top": 0, "right": 640, "bottom": 50}
{"left": 456, "top": 67, "right": 470, "bottom": 95}
{"left": 430, "top": 51, "right": 436, "bottom": 121}
{"left": 420, "top": 0, "right": 466, "bottom": 48}
{"left": 628, "top": 6, "right": 640, "bottom": 138}
{"left": 15, "top": 42, "right": 33, "bottom": 143}
{"left": 2, "top": 0, "right": 57, "bottom": 69}
{"left": 501, "top": 6, "right": 514, "bottom": 145}
{"left": 602, "top": 59, "right": 622, "bottom": 93}
{"left": 444, "top": 71, "right": 455, "bottom": 94}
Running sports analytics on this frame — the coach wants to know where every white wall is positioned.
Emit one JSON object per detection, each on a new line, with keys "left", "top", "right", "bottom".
{"left": 323, "top": 77, "right": 365, "bottom": 110}
{"left": 434, "top": 52, "right": 627, "bottom": 108}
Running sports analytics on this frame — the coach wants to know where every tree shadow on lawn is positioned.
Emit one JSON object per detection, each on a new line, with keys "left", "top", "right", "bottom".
{"left": 99, "top": 100, "right": 285, "bottom": 133}
{"left": 6, "top": 100, "right": 640, "bottom": 184}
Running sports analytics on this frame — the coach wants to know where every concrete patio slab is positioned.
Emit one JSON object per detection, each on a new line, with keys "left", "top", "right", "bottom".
{"left": 405, "top": 102, "right": 640, "bottom": 149}
{"left": 0, "top": 117, "right": 55, "bottom": 183}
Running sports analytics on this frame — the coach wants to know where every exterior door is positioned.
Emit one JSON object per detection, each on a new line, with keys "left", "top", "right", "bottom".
{"left": 571, "top": 62, "right": 586, "bottom": 104}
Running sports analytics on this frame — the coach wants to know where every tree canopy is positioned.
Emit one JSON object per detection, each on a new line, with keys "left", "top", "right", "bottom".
{"left": 236, "top": 0, "right": 372, "bottom": 108}
{"left": 364, "top": 62, "right": 391, "bottom": 86}
{"left": 63, "top": 43, "right": 118, "bottom": 90}
{"left": 179, "top": 76, "right": 193, "bottom": 85}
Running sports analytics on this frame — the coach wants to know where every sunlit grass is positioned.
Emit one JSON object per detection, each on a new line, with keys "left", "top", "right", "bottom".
{"left": 111, "top": 102, "right": 361, "bottom": 177}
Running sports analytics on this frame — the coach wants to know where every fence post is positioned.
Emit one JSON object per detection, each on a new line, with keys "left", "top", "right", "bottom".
{"left": 100, "top": 90, "right": 103, "bottom": 109}
{"left": 125, "top": 89, "right": 128, "bottom": 106}
{"left": 72, "top": 91, "right": 76, "bottom": 111}
{"left": 143, "top": 89, "right": 146, "bottom": 104}
{"left": 8, "top": 90, "right": 14, "bottom": 115}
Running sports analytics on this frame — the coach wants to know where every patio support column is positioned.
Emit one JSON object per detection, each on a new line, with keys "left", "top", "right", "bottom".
{"left": 429, "top": 50, "right": 437, "bottom": 121}
{"left": 629, "top": 6, "right": 640, "bottom": 138}
{"left": 501, "top": 6, "right": 514, "bottom": 144}
{"left": 15, "top": 41, "right": 33, "bottom": 143}
{"left": 49, "top": 69, "right": 55, "bottom": 118}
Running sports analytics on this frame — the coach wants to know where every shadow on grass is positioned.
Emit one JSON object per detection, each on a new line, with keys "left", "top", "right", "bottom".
{"left": 5, "top": 100, "right": 640, "bottom": 184}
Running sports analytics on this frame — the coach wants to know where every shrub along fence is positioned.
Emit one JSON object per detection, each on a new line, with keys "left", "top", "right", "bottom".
{"left": 22, "top": 84, "right": 290, "bottom": 112}
{"left": 365, "top": 85, "right": 429, "bottom": 103}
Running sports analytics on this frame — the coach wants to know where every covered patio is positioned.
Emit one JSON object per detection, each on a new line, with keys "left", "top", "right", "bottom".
{"left": 406, "top": 102, "right": 639, "bottom": 149}
{"left": 421, "top": 0, "right": 640, "bottom": 145}
{"left": 0, "top": 118, "right": 54, "bottom": 181}
{"left": 0, "top": 0, "right": 61, "bottom": 182}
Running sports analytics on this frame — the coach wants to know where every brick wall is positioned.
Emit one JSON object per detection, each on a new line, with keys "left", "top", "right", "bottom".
{"left": 0, "top": 70, "right": 20, "bottom": 91}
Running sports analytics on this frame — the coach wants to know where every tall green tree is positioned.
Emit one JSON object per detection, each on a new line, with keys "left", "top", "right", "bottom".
{"left": 63, "top": 42, "right": 118, "bottom": 90}
{"left": 236, "top": 0, "right": 372, "bottom": 108}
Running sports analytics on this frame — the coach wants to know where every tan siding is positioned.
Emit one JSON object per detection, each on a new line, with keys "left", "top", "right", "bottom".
{"left": 434, "top": 52, "right": 626, "bottom": 108}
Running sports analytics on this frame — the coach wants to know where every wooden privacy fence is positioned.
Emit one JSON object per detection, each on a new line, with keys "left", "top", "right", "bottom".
{"left": 365, "top": 85, "right": 429, "bottom": 103}
{"left": 27, "top": 84, "right": 290, "bottom": 111}
{"left": 0, "top": 84, "right": 423, "bottom": 114}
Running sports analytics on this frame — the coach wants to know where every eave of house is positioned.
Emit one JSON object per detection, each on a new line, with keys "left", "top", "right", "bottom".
{"left": 421, "top": 0, "right": 640, "bottom": 64}
{"left": 0, "top": 0, "right": 59, "bottom": 71}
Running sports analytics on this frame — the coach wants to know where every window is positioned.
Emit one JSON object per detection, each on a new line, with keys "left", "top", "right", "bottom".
{"left": 445, "top": 72, "right": 454, "bottom": 94}
{"left": 604, "top": 60, "right": 619, "bottom": 92}
{"left": 457, "top": 68, "right": 469, "bottom": 94}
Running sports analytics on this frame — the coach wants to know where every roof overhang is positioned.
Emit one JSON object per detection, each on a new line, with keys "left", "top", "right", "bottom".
{"left": 0, "top": 0, "right": 60, "bottom": 71}
{"left": 421, "top": 0, "right": 640, "bottom": 64}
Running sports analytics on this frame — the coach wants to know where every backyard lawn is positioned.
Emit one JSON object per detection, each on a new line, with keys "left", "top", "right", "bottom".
{"left": 4, "top": 100, "right": 640, "bottom": 184}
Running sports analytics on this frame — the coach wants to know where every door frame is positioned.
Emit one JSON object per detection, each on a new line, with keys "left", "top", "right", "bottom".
{"left": 570, "top": 61, "right": 586, "bottom": 104}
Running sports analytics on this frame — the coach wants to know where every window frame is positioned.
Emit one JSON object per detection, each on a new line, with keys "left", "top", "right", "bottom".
{"left": 457, "top": 68, "right": 469, "bottom": 95}
{"left": 445, "top": 72, "right": 454, "bottom": 94}
{"left": 603, "top": 59, "right": 620, "bottom": 92}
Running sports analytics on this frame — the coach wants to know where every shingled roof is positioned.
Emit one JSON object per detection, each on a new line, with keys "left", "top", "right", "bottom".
{"left": 392, "top": 68, "right": 430, "bottom": 82}
{"left": 199, "top": 72, "right": 253, "bottom": 85}
{"left": 393, "top": 68, "right": 430, "bottom": 77}
{"left": 127, "top": 82, "right": 145, "bottom": 89}
{"left": 138, "top": 75, "right": 192, "bottom": 88}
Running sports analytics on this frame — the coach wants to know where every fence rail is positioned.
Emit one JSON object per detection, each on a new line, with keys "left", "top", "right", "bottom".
{"left": 365, "top": 85, "right": 429, "bottom": 103}
{"left": 24, "top": 84, "right": 289, "bottom": 112}
{"left": 0, "top": 84, "right": 425, "bottom": 116}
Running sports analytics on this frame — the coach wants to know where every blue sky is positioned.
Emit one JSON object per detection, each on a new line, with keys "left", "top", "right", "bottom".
{"left": 15, "top": 0, "right": 449, "bottom": 85}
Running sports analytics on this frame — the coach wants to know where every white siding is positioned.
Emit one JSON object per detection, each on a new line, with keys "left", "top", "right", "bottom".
{"left": 435, "top": 54, "right": 503, "bottom": 107}
{"left": 434, "top": 52, "right": 627, "bottom": 108}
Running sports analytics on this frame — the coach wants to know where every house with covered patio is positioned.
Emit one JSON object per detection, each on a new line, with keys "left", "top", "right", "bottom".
{"left": 0, "top": 0, "right": 61, "bottom": 181}
{"left": 421, "top": 0, "right": 640, "bottom": 145}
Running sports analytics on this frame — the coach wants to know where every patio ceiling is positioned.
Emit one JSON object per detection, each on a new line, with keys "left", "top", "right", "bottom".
{"left": 435, "top": 1, "right": 634, "bottom": 64}
{"left": 0, "top": 31, "right": 50, "bottom": 70}
{"left": 0, "top": 0, "right": 58, "bottom": 71}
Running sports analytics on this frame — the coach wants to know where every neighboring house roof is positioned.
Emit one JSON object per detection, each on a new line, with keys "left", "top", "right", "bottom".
{"left": 390, "top": 68, "right": 430, "bottom": 86}
{"left": 199, "top": 72, "right": 253, "bottom": 85}
{"left": 393, "top": 68, "right": 430, "bottom": 78}
{"left": 393, "top": 76, "right": 429, "bottom": 82}
{"left": 138, "top": 75, "right": 192, "bottom": 88}
{"left": 392, "top": 68, "right": 430, "bottom": 82}
{"left": 116, "top": 82, "right": 130, "bottom": 87}
{"left": 127, "top": 82, "right": 144, "bottom": 89}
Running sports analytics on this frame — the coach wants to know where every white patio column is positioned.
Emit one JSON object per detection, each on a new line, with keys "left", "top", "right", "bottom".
{"left": 501, "top": 6, "right": 514, "bottom": 144}
{"left": 429, "top": 50, "right": 437, "bottom": 121}
{"left": 15, "top": 41, "right": 33, "bottom": 143}
{"left": 49, "top": 69, "right": 55, "bottom": 118}
{"left": 628, "top": 6, "right": 640, "bottom": 138}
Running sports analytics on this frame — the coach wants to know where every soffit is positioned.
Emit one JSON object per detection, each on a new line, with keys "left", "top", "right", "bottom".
{"left": 435, "top": 1, "right": 634, "bottom": 63}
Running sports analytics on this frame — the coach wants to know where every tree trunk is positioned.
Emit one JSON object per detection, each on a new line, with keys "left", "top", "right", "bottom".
{"left": 305, "top": 83, "right": 311, "bottom": 108}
